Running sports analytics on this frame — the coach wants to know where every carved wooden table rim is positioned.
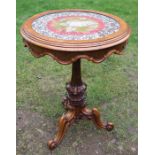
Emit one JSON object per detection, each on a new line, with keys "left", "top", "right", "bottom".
{"left": 20, "top": 9, "right": 131, "bottom": 150}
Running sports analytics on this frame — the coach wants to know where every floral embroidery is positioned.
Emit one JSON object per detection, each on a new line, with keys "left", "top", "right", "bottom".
{"left": 32, "top": 11, "right": 120, "bottom": 40}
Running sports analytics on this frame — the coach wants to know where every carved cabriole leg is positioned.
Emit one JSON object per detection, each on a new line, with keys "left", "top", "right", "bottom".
{"left": 48, "top": 110, "right": 76, "bottom": 150}
{"left": 81, "top": 107, "right": 114, "bottom": 131}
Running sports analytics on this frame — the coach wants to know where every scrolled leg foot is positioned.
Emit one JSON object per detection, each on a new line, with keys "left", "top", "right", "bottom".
{"left": 48, "top": 111, "right": 76, "bottom": 150}
{"left": 81, "top": 107, "right": 114, "bottom": 131}
{"left": 105, "top": 122, "right": 114, "bottom": 131}
{"left": 92, "top": 108, "right": 114, "bottom": 131}
{"left": 48, "top": 140, "right": 57, "bottom": 150}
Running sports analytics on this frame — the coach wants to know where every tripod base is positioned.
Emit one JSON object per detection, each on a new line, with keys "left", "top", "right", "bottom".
{"left": 48, "top": 103, "right": 114, "bottom": 150}
{"left": 48, "top": 59, "right": 114, "bottom": 150}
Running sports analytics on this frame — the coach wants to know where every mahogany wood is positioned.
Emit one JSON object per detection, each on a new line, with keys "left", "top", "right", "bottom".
{"left": 48, "top": 106, "right": 114, "bottom": 150}
{"left": 20, "top": 9, "right": 130, "bottom": 52}
{"left": 20, "top": 9, "right": 131, "bottom": 150}
{"left": 48, "top": 59, "right": 114, "bottom": 150}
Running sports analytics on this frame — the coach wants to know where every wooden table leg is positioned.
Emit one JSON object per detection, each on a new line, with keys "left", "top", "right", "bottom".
{"left": 81, "top": 107, "right": 114, "bottom": 131}
{"left": 48, "top": 110, "right": 76, "bottom": 150}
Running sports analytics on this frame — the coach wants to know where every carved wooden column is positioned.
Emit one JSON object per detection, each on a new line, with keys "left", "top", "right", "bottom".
{"left": 63, "top": 59, "right": 87, "bottom": 109}
{"left": 48, "top": 59, "right": 114, "bottom": 150}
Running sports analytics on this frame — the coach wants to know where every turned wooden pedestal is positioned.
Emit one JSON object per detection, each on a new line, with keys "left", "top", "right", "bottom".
{"left": 48, "top": 59, "right": 114, "bottom": 149}
{"left": 20, "top": 9, "right": 131, "bottom": 150}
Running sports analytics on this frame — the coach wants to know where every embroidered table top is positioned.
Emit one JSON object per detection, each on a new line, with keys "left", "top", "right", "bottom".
{"left": 32, "top": 11, "right": 120, "bottom": 40}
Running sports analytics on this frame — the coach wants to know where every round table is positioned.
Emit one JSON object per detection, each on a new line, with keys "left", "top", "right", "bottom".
{"left": 20, "top": 9, "right": 131, "bottom": 150}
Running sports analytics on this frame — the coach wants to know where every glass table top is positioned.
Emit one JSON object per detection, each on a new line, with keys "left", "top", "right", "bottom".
{"left": 32, "top": 11, "right": 120, "bottom": 40}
